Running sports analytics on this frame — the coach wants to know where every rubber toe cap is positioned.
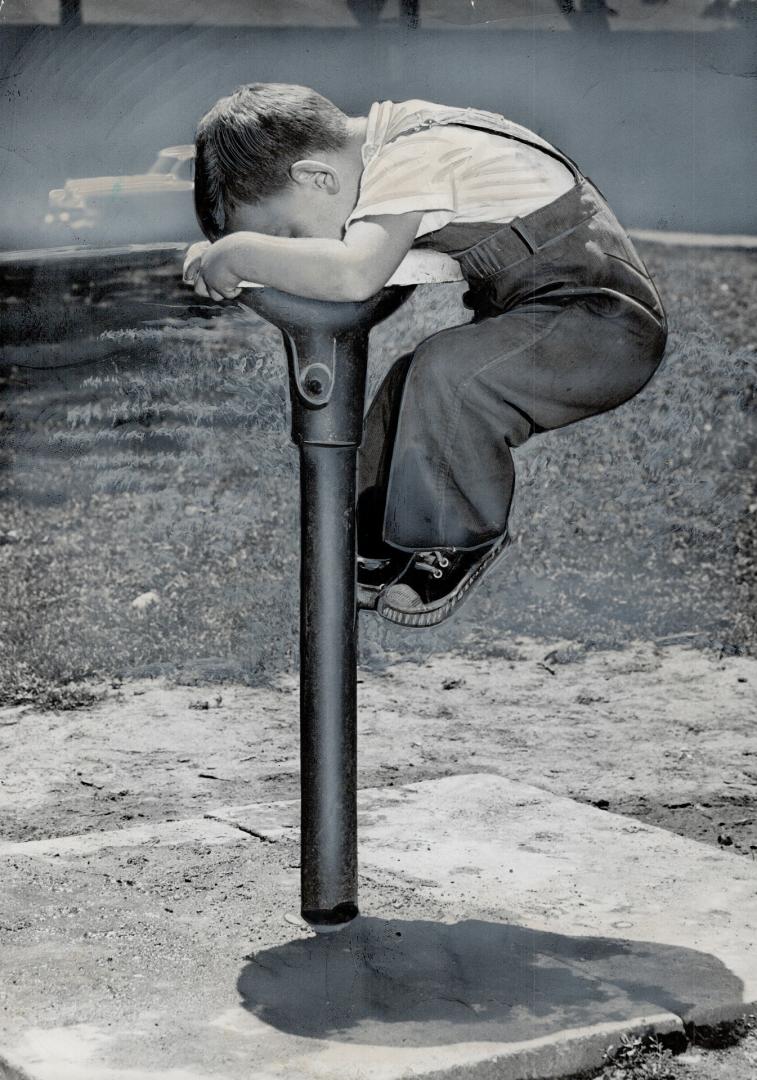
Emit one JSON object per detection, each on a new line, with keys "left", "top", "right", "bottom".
{"left": 381, "top": 583, "right": 426, "bottom": 611}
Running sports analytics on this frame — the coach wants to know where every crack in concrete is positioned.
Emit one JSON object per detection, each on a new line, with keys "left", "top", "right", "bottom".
{"left": 203, "top": 814, "right": 277, "bottom": 844}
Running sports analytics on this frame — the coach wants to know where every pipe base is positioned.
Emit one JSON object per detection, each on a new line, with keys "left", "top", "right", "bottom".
{"left": 302, "top": 902, "right": 359, "bottom": 934}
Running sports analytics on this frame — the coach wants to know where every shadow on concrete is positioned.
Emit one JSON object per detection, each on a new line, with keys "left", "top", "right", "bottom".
{"left": 237, "top": 916, "right": 742, "bottom": 1046}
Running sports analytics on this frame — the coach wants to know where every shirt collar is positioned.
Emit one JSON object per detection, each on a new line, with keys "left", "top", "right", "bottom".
{"left": 361, "top": 100, "right": 396, "bottom": 164}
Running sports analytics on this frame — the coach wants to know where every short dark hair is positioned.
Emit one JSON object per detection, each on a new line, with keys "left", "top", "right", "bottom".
{"left": 194, "top": 83, "right": 349, "bottom": 241}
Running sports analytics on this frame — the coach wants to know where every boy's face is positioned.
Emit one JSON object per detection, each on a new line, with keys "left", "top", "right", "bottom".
{"left": 226, "top": 158, "right": 359, "bottom": 241}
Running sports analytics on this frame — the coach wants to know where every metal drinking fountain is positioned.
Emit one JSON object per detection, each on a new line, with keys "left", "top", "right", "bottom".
{"left": 238, "top": 253, "right": 462, "bottom": 934}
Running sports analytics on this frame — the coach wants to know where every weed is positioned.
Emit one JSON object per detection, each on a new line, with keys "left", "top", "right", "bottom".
{"left": 601, "top": 1033, "right": 676, "bottom": 1079}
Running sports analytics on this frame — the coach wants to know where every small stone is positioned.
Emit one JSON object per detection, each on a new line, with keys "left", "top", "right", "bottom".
{"left": 131, "top": 591, "right": 160, "bottom": 611}
{"left": 284, "top": 913, "right": 308, "bottom": 928}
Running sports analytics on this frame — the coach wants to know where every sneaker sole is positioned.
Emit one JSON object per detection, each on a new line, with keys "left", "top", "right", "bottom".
{"left": 376, "top": 532, "right": 512, "bottom": 628}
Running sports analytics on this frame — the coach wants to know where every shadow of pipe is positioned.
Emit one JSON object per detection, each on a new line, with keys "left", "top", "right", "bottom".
{"left": 237, "top": 915, "right": 742, "bottom": 1047}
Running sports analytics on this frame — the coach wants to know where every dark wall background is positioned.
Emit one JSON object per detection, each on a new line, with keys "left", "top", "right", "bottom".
{"left": 1, "top": 22, "right": 755, "bottom": 249}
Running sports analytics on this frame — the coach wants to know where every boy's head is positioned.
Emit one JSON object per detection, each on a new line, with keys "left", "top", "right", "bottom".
{"left": 194, "top": 83, "right": 360, "bottom": 242}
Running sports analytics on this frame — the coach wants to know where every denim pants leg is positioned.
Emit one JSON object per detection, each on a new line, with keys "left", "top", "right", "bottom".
{"left": 356, "top": 290, "right": 666, "bottom": 552}
{"left": 357, "top": 174, "right": 668, "bottom": 554}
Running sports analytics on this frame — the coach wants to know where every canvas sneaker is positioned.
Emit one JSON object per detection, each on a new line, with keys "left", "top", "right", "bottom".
{"left": 375, "top": 532, "right": 512, "bottom": 628}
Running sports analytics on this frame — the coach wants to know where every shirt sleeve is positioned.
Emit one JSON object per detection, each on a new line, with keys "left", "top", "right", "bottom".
{"left": 345, "top": 129, "right": 468, "bottom": 229}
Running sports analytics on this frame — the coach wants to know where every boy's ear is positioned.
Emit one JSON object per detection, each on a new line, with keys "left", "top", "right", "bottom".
{"left": 289, "top": 159, "right": 340, "bottom": 193}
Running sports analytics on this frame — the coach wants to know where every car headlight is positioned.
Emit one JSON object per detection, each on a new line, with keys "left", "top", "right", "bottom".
{"left": 49, "top": 188, "right": 85, "bottom": 211}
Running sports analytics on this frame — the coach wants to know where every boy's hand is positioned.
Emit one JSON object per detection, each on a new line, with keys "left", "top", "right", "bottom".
{"left": 182, "top": 241, "right": 211, "bottom": 285}
{"left": 182, "top": 238, "right": 243, "bottom": 301}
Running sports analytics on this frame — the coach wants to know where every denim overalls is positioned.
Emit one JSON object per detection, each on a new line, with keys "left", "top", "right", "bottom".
{"left": 356, "top": 104, "right": 668, "bottom": 553}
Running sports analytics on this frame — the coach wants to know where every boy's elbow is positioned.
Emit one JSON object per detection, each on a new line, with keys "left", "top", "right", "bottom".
{"left": 332, "top": 261, "right": 388, "bottom": 303}
{"left": 340, "top": 281, "right": 383, "bottom": 303}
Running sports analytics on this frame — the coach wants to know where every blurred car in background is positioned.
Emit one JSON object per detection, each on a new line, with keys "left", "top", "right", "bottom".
{"left": 44, "top": 146, "right": 200, "bottom": 246}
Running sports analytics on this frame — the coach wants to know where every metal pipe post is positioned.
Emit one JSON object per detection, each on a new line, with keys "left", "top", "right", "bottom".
{"left": 299, "top": 442, "right": 359, "bottom": 930}
{"left": 239, "top": 286, "right": 413, "bottom": 933}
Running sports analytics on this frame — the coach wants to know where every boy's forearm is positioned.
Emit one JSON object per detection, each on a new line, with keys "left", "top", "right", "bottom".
{"left": 222, "top": 232, "right": 375, "bottom": 302}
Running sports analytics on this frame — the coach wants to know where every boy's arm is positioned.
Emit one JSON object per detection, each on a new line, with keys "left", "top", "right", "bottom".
{"left": 190, "top": 211, "right": 424, "bottom": 303}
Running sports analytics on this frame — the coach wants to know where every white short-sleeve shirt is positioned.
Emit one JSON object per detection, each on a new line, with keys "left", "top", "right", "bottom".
{"left": 345, "top": 99, "right": 575, "bottom": 239}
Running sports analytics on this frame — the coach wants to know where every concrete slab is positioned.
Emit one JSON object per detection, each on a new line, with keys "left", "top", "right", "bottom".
{"left": 1, "top": 774, "right": 756, "bottom": 1080}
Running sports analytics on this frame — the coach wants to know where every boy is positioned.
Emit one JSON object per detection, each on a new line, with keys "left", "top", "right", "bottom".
{"left": 184, "top": 83, "right": 667, "bottom": 628}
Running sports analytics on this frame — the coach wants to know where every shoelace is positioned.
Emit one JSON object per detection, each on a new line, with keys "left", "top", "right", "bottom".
{"left": 412, "top": 550, "right": 451, "bottom": 579}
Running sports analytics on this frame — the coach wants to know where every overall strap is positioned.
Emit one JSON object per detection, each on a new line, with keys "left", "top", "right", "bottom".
{"left": 377, "top": 101, "right": 586, "bottom": 258}
{"left": 380, "top": 101, "right": 583, "bottom": 183}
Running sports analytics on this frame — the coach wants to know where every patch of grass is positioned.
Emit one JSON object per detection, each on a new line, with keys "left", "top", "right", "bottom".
{"left": 0, "top": 245, "right": 755, "bottom": 703}
{"left": 0, "top": 662, "right": 104, "bottom": 710}
{"left": 567, "top": 1016, "right": 757, "bottom": 1079}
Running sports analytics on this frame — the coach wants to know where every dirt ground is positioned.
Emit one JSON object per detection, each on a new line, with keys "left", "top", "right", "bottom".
{"left": 1, "top": 636, "right": 755, "bottom": 854}
{"left": 1, "top": 636, "right": 756, "bottom": 1077}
